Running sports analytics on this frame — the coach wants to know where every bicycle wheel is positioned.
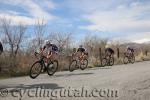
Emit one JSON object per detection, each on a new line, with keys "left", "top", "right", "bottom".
{"left": 109, "top": 57, "right": 114, "bottom": 66}
{"left": 101, "top": 58, "right": 107, "bottom": 67}
{"left": 69, "top": 60, "right": 77, "bottom": 72}
{"left": 29, "top": 61, "right": 42, "bottom": 79}
{"left": 130, "top": 55, "right": 135, "bottom": 64}
{"left": 123, "top": 56, "right": 128, "bottom": 64}
{"left": 80, "top": 59, "right": 88, "bottom": 70}
{"left": 47, "top": 60, "right": 58, "bottom": 76}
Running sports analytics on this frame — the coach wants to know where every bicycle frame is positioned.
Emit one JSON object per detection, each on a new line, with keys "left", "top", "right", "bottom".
{"left": 105, "top": 54, "right": 113, "bottom": 61}
{"left": 35, "top": 52, "right": 47, "bottom": 69}
{"left": 125, "top": 52, "right": 134, "bottom": 60}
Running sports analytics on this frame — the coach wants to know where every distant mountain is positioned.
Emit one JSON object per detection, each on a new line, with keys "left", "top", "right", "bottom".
{"left": 120, "top": 42, "right": 150, "bottom": 49}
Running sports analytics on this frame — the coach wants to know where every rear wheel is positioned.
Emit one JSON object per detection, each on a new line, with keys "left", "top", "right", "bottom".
{"left": 130, "top": 55, "right": 135, "bottom": 64}
{"left": 123, "top": 56, "right": 128, "bottom": 64}
{"left": 29, "top": 61, "right": 42, "bottom": 79}
{"left": 109, "top": 57, "right": 114, "bottom": 66}
{"left": 101, "top": 58, "right": 107, "bottom": 67}
{"left": 47, "top": 60, "right": 58, "bottom": 76}
{"left": 80, "top": 59, "right": 88, "bottom": 70}
{"left": 69, "top": 60, "right": 77, "bottom": 72}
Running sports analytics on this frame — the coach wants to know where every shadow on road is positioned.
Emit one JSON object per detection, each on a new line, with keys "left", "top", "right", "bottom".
{"left": 99, "top": 66, "right": 112, "bottom": 69}
{"left": 0, "top": 83, "right": 63, "bottom": 91}
{"left": 55, "top": 72, "right": 94, "bottom": 77}
{"left": 87, "top": 66, "right": 111, "bottom": 71}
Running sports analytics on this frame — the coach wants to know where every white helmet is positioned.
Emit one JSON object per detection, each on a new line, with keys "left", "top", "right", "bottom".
{"left": 45, "top": 40, "right": 51, "bottom": 45}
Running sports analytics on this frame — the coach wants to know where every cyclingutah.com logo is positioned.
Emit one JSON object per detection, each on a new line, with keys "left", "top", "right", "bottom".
{"left": 0, "top": 86, "right": 119, "bottom": 100}
{"left": 0, "top": 88, "right": 9, "bottom": 97}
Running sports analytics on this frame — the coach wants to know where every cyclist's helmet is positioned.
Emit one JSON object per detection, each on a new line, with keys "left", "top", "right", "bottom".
{"left": 45, "top": 40, "right": 51, "bottom": 45}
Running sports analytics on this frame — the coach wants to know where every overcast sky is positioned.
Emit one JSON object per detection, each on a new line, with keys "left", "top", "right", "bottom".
{"left": 0, "top": 0, "right": 150, "bottom": 44}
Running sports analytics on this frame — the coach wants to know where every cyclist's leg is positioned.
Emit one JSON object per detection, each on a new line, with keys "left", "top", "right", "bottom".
{"left": 80, "top": 52, "right": 85, "bottom": 64}
{"left": 40, "top": 51, "right": 51, "bottom": 72}
{"left": 77, "top": 52, "right": 82, "bottom": 60}
{"left": 52, "top": 51, "right": 59, "bottom": 61}
{"left": 106, "top": 51, "right": 110, "bottom": 59}
{"left": 47, "top": 51, "right": 52, "bottom": 63}
{"left": 128, "top": 50, "right": 132, "bottom": 58}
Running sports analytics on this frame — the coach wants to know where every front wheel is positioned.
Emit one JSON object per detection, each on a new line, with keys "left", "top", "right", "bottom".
{"left": 109, "top": 57, "right": 114, "bottom": 66}
{"left": 123, "top": 56, "right": 128, "bottom": 64}
{"left": 47, "top": 60, "right": 58, "bottom": 76}
{"left": 80, "top": 59, "right": 88, "bottom": 70}
{"left": 29, "top": 61, "right": 42, "bottom": 79}
{"left": 69, "top": 60, "right": 77, "bottom": 72}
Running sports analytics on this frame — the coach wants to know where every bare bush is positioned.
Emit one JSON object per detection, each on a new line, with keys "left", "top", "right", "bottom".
{"left": 27, "top": 19, "right": 46, "bottom": 53}
{"left": 0, "top": 17, "right": 27, "bottom": 58}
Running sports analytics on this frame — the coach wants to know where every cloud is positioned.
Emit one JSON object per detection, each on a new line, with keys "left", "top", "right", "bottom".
{"left": 64, "top": 0, "right": 150, "bottom": 43}
{"left": 79, "top": 1, "right": 150, "bottom": 33}
{"left": 0, "top": 0, "right": 150, "bottom": 44}
{"left": 35, "top": 0, "right": 56, "bottom": 10}
{"left": 0, "top": 0, "right": 57, "bottom": 25}
{"left": 0, "top": 13, "right": 35, "bottom": 25}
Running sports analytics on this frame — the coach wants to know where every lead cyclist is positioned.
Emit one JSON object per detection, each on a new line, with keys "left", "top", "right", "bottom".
{"left": 40, "top": 40, "right": 59, "bottom": 65}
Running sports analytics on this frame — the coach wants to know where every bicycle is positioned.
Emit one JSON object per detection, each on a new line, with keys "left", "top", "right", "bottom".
{"left": 69, "top": 54, "right": 88, "bottom": 72}
{"left": 101, "top": 54, "right": 114, "bottom": 67}
{"left": 29, "top": 52, "right": 58, "bottom": 79}
{"left": 123, "top": 52, "right": 135, "bottom": 64}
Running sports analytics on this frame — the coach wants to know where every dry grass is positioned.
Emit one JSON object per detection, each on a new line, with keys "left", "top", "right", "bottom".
{"left": 0, "top": 45, "right": 150, "bottom": 77}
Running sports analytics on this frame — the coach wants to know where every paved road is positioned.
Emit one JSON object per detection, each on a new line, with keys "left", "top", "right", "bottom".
{"left": 0, "top": 61, "right": 150, "bottom": 100}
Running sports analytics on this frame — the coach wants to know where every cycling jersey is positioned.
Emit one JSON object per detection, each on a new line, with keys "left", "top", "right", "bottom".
{"left": 51, "top": 44, "right": 58, "bottom": 52}
{"left": 43, "top": 44, "right": 58, "bottom": 53}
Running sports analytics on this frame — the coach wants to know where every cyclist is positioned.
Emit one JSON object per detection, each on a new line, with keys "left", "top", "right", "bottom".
{"left": 77, "top": 45, "right": 87, "bottom": 63}
{"left": 105, "top": 44, "right": 114, "bottom": 58}
{"left": 40, "top": 40, "right": 59, "bottom": 64}
{"left": 126, "top": 46, "right": 134, "bottom": 56}
{"left": 0, "top": 41, "right": 3, "bottom": 55}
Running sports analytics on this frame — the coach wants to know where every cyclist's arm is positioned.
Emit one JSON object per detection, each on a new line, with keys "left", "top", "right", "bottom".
{"left": 47, "top": 51, "right": 52, "bottom": 59}
{"left": 40, "top": 46, "right": 46, "bottom": 54}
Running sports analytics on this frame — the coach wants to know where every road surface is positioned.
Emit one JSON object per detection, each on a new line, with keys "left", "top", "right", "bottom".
{"left": 0, "top": 61, "right": 150, "bottom": 100}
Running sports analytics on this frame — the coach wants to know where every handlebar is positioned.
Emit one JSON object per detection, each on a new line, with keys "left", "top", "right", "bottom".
{"left": 34, "top": 52, "right": 47, "bottom": 59}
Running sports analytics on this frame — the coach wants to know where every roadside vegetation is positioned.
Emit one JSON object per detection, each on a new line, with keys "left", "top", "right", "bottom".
{"left": 0, "top": 17, "right": 150, "bottom": 78}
